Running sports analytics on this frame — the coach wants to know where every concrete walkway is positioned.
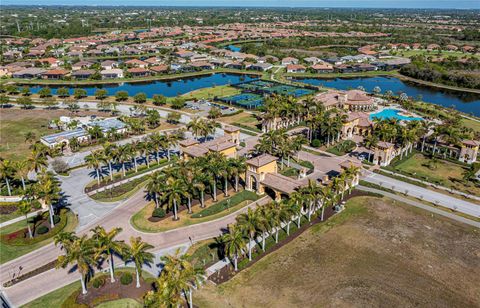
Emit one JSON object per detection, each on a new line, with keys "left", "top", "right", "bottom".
{"left": 379, "top": 169, "right": 480, "bottom": 202}
{"left": 363, "top": 172, "right": 480, "bottom": 218}
{"left": 0, "top": 209, "right": 48, "bottom": 229}
{"left": 357, "top": 185, "right": 480, "bottom": 228}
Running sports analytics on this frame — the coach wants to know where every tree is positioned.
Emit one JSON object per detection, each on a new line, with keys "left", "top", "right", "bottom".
{"left": 87, "top": 125, "right": 103, "bottom": 142}
{"left": 38, "top": 87, "right": 52, "bottom": 98}
{"left": 34, "top": 171, "right": 60, "bottom": 228}
{"left": 167, "top": 111, "right": 181, "bottom": 124}
{"left": 115, "top": 91, "right": 129, "bottom": 101}
{"left": 236, "top": 208, "right": 262, "bottom": 261}
{"left": 170, "top": 96, "right": 186, "bottom": 109}
{"left": 0, "top": 95, "right": 10, "bottom": 107}
{"left": 363, "top": 134, "right": 379, "bottom": 162}
{"left": 146, "top": 109, "right": 161, "bottom": 128}
{"left": 17, "top": 96, "right": 33, "bottom": 109}
{"left": 0, "top": 159, "right": 15, "bottom": 196}
{"left": 18, "top": 200, "right": 33, "bottom": 238}
{"left": 186, "top": 117, "right": 204, "bottom": 140}
{"left": 55, "top": 235, "right": 95, "bottom": 294}
{"left": 208, "top": 106, "right": 222, "bottom": 119}
{"left": 161, "top": 177, "right": 188, "bottom": 220}
{"left": 124, "top": 236, "right": 155, "bottom": 288}
{"left": 91, "top": 226, "right": 124, "bottom": 283}
{"left": 202, "top": 152, "right": 225, "bottom": 201}
{"left": 152, "top": 94, "right": 167, "bottom": 106}
{"left": 85, "top": 150, "right": 103, "bottom": 186}
{"left": 133, "top": 92, "right": 147, "bottom": 104}
{"left": 21, "top": 86, "right": 31, "bottom": 96}
{"left": 220, "top": 225, "right": 246, "bottom": 271}
{"left": 57, "top": 87, "right": 70, "bottom": 98}
{"left": 15, "top": 160, "right": 30, "bottom": 191}
{"left": 101, "top": 143, "right": 117, "bottom": 181}
{"left": 94, "top": 89, "right": 108, "bottom": 101}
{"left": 24, "top": 131, "right": 36, "bottom": 145}
{"left": 73, "top": 89, "right": 87, "bottom": 99}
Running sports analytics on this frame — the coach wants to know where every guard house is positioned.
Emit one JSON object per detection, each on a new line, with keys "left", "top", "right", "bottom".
{"left": 459, "top": 140, "right": 479, "bottom": 164}
{"left": 246, "top": 154, "right": 302, "bottom": 201}
{"left": 373, "top": 141, "right": 396, "bottom": 166}
{"left": 223, "top": 125, "right": 240, "bottom": 145}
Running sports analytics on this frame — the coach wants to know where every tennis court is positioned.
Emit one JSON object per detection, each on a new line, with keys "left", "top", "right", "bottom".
{"left": 220, "top": 93, "right": 264, "bottom": 109}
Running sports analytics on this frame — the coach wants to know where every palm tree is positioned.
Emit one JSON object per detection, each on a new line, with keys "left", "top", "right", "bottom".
{"left": 85, "top": 150, "right": 103, "bottom": 186}
{"left": 162, "top": 177, "right": 188, "bottom": 220}
{"left": 186, "top": 117, "right": 204, "bottom": 140}
{"left": 229, "top": 157, "right": 246, "bottom": 192}
{"left": 138, "top": 140, "right": 151, "bottom": 168}
{"left": 202, "top": 152, "right": 225, "bottom": 201}
{"left": 18, "top": 200, "right": 33, "bottom": 238}
{"left": 101, "top": 143, "right": 116, "bottom": 181}
{"left": 146, "top": 171, "right": 165, "bottom": 208}
{"left": 114, "top": 144, "right": 131, "bottom": 177}
{"left": 34, "top": 172, "right": 60, "bottom": 228}
{"left": 363, "top": 134, "right": 378, "bottom": 162}
{"left": 220, "top": 225, "right": 246, "bottom": 271}
{"left": 56, "top": 235, "right": 95, "bottom": 294}
{"left": 15, "top": 160, "right": 31, "bottom": 191}
{"left": 0, "top": 159, "right": 15, "bottom": 196}
{"left": 124, "top": 236, "right": 155, "bottom": 288}
{"left": 28, "top": 148, "right": 48, "bottom": 173}
{"left": 165, "top": 132, "right": 180, "bottom": 161}
{"left": 149, "top": 133, "right": 164, "bottom": 163}
{"left": 54, "top": 231, "right": 78, "bottom": 252}
{"left": 236, "top": 207, "right": 262, "bottom": 261}
{"left": 91, "top": 226, "right": 124, "bottom": 283}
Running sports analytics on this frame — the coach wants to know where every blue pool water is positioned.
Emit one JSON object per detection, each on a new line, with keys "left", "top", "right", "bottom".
{"left": 27, "top": 73, "right": 258, "bottom": 98}
{"left": 294, "top": 76, "right": 480, "bottom": 116}
{"left": 225, "top": 45, "right": 241, "bottom": 52}
{"left": 370, "top": 108, "right": 422, "bottom": 121}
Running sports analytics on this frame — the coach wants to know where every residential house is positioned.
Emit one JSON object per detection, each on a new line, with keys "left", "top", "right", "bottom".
{"left": 281, "top": 57, "right": 299, "bottom": 65}
{"left": 42, "top": 69, "right": 69, "bottom": 79}
{"left": 286, "top": 64, "right": 306, "bottom": 73}
{"left": 71, "top": 69, "right": 96, "bottom": 79}
{"left": 127, "top": 67, "right": 150, "bottom": 77}
{"left": 100, "top": 69, "right": 124, "bottom": 79}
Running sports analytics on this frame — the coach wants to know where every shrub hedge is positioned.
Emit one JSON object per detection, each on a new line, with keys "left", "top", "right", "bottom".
{"left": 120, "top": 272, "right": 133, "bottom": 285}
{"left": 152, "top": 207, "right": 166, "bottom": 218}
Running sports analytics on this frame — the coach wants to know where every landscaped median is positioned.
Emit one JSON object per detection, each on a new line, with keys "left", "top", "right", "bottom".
{"left": 89, "top": 177, "right": 148, "bottom": 202}
{"left": 85, "top": 159, "right": 170, "bottom": 193}
{"left": 130, "top": 190, "right": 260, "bottom": 233}
{"left": 0, "top": 208, "right": 78, "bottom": 264}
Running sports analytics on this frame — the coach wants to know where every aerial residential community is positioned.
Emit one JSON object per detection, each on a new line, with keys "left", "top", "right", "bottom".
{"left": 0, "top": 4, "right": 479, "bottom": 308}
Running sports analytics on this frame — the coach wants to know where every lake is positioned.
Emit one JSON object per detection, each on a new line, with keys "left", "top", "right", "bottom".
{"left": 28, "top": 73, "right": 258, "bottom": 98}
{"left": 293, "top": 76, "right": 480, "bottom": 116}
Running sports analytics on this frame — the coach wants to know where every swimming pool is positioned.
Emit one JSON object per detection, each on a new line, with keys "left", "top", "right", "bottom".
{"left": 369, "top": 108, "right": 422, "bottom": 121}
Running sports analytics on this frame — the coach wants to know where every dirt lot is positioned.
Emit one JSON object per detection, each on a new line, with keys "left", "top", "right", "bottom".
{"left": 195, "top": 196, "right": 480, "bottom": 308}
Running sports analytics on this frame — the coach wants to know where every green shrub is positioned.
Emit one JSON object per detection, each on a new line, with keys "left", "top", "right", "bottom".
{"left": 311, "top": 139, "right": 321, "bottom": 148}
{"left": 120, "top": 272, "right": 133, "bottom": 285}
{"left": 61, "top": 290, "right": 88, "bottom": 308}
{"left": 36, "top": 225, "right": 49, "bottom": 235}
{"left": 152, "top": 207, "right": 166, "bottom": 218}
{"left": 53, "top": 215, "right": 61, "bottom": 224}
{"left": 91, "top": 276, "right": 105, "bottom": 289}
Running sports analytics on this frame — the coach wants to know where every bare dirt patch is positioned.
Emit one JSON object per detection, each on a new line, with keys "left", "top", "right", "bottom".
{"left": 196, "top": 196, "right": 480, "bottom": 308}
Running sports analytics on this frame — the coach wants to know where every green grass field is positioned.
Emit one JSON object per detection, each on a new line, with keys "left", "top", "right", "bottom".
{"left": 0, "top": 210, "right": 77, "bottom": 264}
{"left": 461, "top": 118, "right": 480, "bottom": 134}
{"left": 391, "top": 153, "right": 479, "bottom": 196}
{"left": 181, "top": 85, "right": 241, "bottom": 100}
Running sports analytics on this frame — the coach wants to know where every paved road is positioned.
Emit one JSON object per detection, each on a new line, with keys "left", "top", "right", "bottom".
{"left": 357, "top": 185, "right": 480, "bottom": 228}
{"left": 0, "top": 188, "right": 270, "bottom": 307}
{"left": 363, "top": 172, "right": 480, "bottom": 218}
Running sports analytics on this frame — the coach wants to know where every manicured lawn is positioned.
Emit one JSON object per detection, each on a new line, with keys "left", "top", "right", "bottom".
{"left": 0, "top": 210, "right": 78, "bottom": 264}
{"left": 131, "top": 190, "right": 259, "bottom": 233}
{"left": 96, "top": 298, "right": 142, "bottom": 308}
{"left": 195, "top": 196, "right": 480, "bottom": 307}
{"left": 181, "top": 85, "right": 241, "bottom": 100}
{"left": 90, "top": 177, "right": 147, "bottom": 202}
{"left": 461, "top": 118, "right": 480, "bottom": 134}
{"left": 390, "top": 153, "right": 479, "bottom": 196}
{"left": 22, "top": 280, "right": 81, "bottom": 308}
{"left": 220, "top": 111, "right": 261, "bottom": 131}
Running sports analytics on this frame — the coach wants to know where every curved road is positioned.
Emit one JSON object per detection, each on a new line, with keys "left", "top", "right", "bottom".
{"left": 0, "top": 185, "right": 269, "bottom": 306}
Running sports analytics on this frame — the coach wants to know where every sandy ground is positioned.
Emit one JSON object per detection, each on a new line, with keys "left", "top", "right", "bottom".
{"left": 195, "top": 196, "right": 480, "bottom": 308}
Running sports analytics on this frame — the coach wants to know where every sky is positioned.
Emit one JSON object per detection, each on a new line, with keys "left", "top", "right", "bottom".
{"left": 1, "top": 0, "right": 479, "bottom": 9}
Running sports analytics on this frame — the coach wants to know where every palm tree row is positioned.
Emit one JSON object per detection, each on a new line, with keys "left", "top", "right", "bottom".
{"left": 144, "top": 249, "right": 205, "bottom": 308}
{"left": 219, "top": 166, "right": 361, "bottom": 270}
{"left": 254, "top": 128, "right": 306, "bottom": 169}
{"left": 55, "top": 227, "right": 154, "bottom": 294}
{"left": 85, "top": 130, "right": 183, "bottom": 186}
{"left": 146, "top": 152, "right": 246, "bottom": 220}
{"left": 186, "top": 116, "right": 221, "bottom": 141}
{"left": 0, "top": 142, "right": 50, "bottom": 196}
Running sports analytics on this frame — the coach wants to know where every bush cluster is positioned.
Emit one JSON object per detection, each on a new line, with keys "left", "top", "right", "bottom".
{"left": 152, "top": 207, "right": 166, "bottom": 218}
{"left": 120, "top": 272, "right": 133, "bottom": 285}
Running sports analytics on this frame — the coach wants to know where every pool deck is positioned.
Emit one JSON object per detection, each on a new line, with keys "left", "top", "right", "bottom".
{"left": 369, "top": 105, "right": 423, "bottom": 121}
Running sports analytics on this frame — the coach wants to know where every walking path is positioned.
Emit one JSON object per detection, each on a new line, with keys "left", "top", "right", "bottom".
{"left": 357, "top": 185, "right": 480, "bottom": 228}
{"left": 0, "top": 209, "right": 48, "bottom": 229}
{"left": 363, "top": 172, "right": 480, "bottom": 218}
{"left": 378, "top": 169, "right": 480, "bottom": 202}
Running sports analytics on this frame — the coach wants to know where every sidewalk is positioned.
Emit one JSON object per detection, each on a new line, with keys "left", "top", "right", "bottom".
{"left": 379, "top": 169, "right": 480, "bottom": 202}
{"left": 357, "top": 185, "right": 480, "bottom": 228}
{"left": 0, "top": 209, "right": 48, "bottom": 228}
